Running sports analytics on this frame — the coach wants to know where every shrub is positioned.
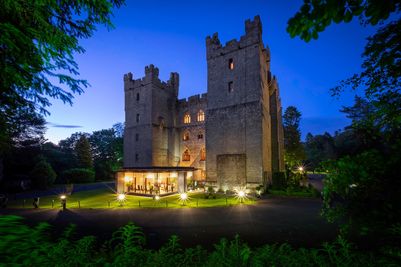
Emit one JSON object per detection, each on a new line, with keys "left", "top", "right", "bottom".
{"left": 30, "top": 160, "right": 57, "bottom": 189}
{"left": 272, "top": 172, "right": 287, "bottom": 189}
{"left": 62, "top": 168, "right": 95, "bottom": 183}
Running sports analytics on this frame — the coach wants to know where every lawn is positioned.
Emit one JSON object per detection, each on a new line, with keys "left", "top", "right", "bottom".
{"left": 7, "top": 188, "right": 256, "bottom": 209}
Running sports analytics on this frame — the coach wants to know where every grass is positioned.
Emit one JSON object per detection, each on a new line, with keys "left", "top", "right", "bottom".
{"left": 6, "top": 188, "right": 256, "bottom": 209}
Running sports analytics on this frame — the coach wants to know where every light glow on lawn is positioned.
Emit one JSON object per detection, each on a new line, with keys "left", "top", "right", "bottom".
{"left": 180, "top": 193, "right": 188, "bottom": 201}
{"left": 60, "top": 195, "right": 66, "bottom": 200}
{"left": 155, "top": 195, "right": 160, "bottom": 201}
{"left": 298, "top": 166, "right": 304, "bottom": 172}
{"left": 117, "top": 193, "right": 126, "bottom": 201}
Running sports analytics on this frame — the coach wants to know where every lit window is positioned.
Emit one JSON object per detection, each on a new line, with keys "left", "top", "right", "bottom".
{"left": 182, "top": 149, "right": 190, "bottom": 161}
{"left": 136, "top": 114, "right": 140, "bottom": 123}
{"left": 184, "top": 113, "right": 191, "bottom": 124}
{"left": 228, "top": 58, "right": 234, "bottom": 70}
{"left": 136, "top": 93, "right": 140, "bottom": 101}
{"left": 197, "top": 110, "right": 205, "bottom": 122}
{"left": 228, "top": 81, "right": 233, "bottom": 93}
{"left": 200, "top": 148, "right": 206, "bottom": 161}
{"left": 183, "top": 131, "right": 190, "bottom": 141}
{"left": 198, "top": 132, "right": 203, "bottom": 139}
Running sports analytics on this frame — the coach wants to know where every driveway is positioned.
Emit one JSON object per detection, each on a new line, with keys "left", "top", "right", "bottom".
{"left": 1, "top": 196, "right": 337, "bottom": 249}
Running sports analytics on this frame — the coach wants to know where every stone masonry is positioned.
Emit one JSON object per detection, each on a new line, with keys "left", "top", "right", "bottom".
{"left": 123, "top": 15, "right": 285, "bottom": 189}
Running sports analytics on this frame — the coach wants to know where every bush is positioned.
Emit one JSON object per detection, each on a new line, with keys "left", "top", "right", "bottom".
{"left": 1, "top": 215, "right": 399, "bottom": 266}
{"left": 30, "top": 160, "right": 57, "bottom": 189}
{"left": 272, "top": 172, "right": 287, "bottom": 189}
{"left": 62, "top": 168, "right": 95, "bottom": 183}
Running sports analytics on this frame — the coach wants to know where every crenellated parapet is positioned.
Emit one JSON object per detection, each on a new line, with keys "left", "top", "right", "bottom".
{"left": 123, "top": 64, "right": 179, "bottom": 96}
{"left": 206, "top": 15, "right": 263, "bottom": 60}
{"left": 178, "top": 93, "right": 207, "bottom": 109}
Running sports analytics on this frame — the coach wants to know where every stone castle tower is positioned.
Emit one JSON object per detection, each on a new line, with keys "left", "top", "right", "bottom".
{"left": 205, "top": 15, "right": 284, "bottom": 189}
{"left": 120, "top": 15, "right": 284, "bottom": 192}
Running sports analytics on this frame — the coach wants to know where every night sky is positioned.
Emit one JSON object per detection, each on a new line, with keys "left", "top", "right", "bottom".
{"left": 45, "top": 0, "right": 377, "bottom": 143}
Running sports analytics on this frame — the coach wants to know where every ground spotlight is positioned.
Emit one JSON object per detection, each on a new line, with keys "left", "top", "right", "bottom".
{"left": 155, "top": 195, "right": 160, "bottom": 201}
{"left": 180, "top": 193, "right": 188, "bottom": 201}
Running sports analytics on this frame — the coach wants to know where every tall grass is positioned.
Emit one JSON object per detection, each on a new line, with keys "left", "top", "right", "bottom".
{"left": 0, "top": 215, "right": 399, "bottom": 266}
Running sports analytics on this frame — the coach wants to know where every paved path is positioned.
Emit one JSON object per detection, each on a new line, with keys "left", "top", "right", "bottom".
{"left": 1, "top": 196, "right": 338, "bottom": 249}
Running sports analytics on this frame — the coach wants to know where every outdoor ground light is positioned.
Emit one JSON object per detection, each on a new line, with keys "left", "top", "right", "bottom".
{"left": 180, "top": 193, "right": 188, "bottom": 200}
{"left": 298, "top": 166, "right": 304, "bottom": 172}
{"left": 236, "top": 190, "right": 246, "bottom": 203}
{"left": 60, "top": 195, "right": 67, "bottom": 210}
{"left": 155, "top": 195, "right": 160, "bottom": 201}
{"left": 117, "top": 193, "right": 126, "bottom": 206}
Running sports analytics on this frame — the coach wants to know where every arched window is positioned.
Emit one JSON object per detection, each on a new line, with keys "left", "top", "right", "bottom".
{"left": 184, "top": 113, "right": 191, "bottom": 124}
{"left": 182, "top": 149, "right": 190, "bottom": 161}
{"left": 183, "top": 131, "right": 190, "bottom": 141}
{"left": 197, "top": 110, "right": 205, "bottom": 122}
{"left": 228, "top": 58, "right": 234, "bottom": 70}
{"left": 200, "top": 148, "right": 206, "bottom": 161}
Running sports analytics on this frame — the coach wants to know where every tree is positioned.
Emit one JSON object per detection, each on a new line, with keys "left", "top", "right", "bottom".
{"left": 75, "top": 135, "right": 93, "bottom": 169}
{"left": 283, "top": 106, "right": 305, "bottom": 168}
{"left": 304, "top": 132, "right": 336, "bottom": 170}
{"left": 30, "top": 159, "right": 56, "bottom": 189}
{"left": 288, "top": 1, "right": 401, "bottom": 238}
{"left": 0, "top": 0, "right": 124, "bottom": 159}
{"left": 89, "top": 128, "right": 122, "bottom": 180}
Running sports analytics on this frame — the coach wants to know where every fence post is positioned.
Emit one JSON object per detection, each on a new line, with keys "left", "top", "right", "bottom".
{"left": 197, "top": 199, "right": 199, "bottom": 207}
{"left": 23, "top": 199, "right": 26, "bottom": 208}
{"left": 138, "top": 200, "right": 141, "bottom": 207}
{"left": 52, "top": 200, "right": 54, "bottom": 208}
{"left": 108, "top": 201, "right": 110, "bottom": 208}
{"left": 78, "top": 200, "right": 80, "bottom": 208}
{"left": 166, "top": 200, "right": 168, "bottom": 208}
{"left": 226, "top": 197, "right": 228, "bottom": 206}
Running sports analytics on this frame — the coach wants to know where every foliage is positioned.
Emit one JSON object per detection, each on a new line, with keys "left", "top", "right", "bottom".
{"left": 75, "top": 135, "right": 93, "bottom": 169}
{"left": 30, "top": 159, "right": 56, "bottom": 189}
{"left": 41, "top": 142, "right": 76, "bottom": 182}
{"left": 62, "top": 168, "right": 95, "bottom": 184}
{"left": 283, "top": 106, "right": 305, "bottom": 168}
{"left": 322, "top": 149, "right": 401, "bottom": 236}
{"left": 0, "top": 0, "right": 124, "bottom": 116}
{"left": 287, "top": 0, "right": 401, "bottom": 42}
{"left": 271, "top": 172, "right": 287, "bottom": 190}
{"left": 0, "top": 215, "right": 400, "bottom": 266}
{"left": 289, "top": 1, "right": 401, "bottom": 241}
{"left": 89, "top": 127, "right": 123, "bottom": 180}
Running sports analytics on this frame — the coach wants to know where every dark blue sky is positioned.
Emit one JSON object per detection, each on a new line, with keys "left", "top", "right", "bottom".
{"left": 46, "top": 0, "right": 376, "bottom": 143}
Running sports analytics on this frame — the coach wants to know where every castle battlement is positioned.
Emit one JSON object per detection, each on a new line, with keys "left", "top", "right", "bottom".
{"left": 206, "top": 15, "right": 263, "bottom": 59}
{"left": 124, "top": 65, "right": 179, "bottom": 96}
{"left": 178, "top": 93, "right": 207, "bottom": 108}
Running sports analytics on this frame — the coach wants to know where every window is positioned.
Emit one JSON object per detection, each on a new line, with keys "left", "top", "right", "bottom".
{"left": 183, "top": 113, "right": 191, "bottom": 124}
{"left": 228, "top": 81, "right": 233, "bottom": 93}
{"left": 136, "top": 113, "right": 140, "bottom": 123}
{"left": 200, "top": 148, "right": 206, "bottom": 161}
{"left": 198, "top": 132, "right": 203, "bottom": 139}
{"left": 136, "top": 93, "right": 140, "bottom": 101}
{"left": 182, "top": 149, "right": 190, "bottom": 161}
{"left": 228, "top": 58, "right": 234, "bottom": 70}
{"left": 183, "top": 131, "right": 190, "bottom": 141}
{"left": 135, "top": 153, "right": 139, "bottom": 162}
{"left": 135, "top": 133, "right": 139, "bottom": 141}
{"left": 197, "top": 110, "right": 205, "bottom": 122}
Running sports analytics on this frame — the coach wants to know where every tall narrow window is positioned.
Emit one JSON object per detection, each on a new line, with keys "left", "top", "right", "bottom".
{"left": 136, "top": 114, "right": 140, "bottom": 123}
{"left": 135, "top": 133, "right": 139, "bottom": 141}
{"left": 228, "top": 58, "right": 234, "bottom": 70}
{"left": 228, "top": 81, "right": 233, "bottom": 93}
{"left": 200, "top": 148, "right": 206, "bottom": 161}
{"left": 182, "top": 149, "right": 190, "bottom": 161}
{"left": 197, "top": 110, "right": 205, "bottom": 122}
{"left": 135, "top": 153, "right": 139, "bottom": 162}
{"left": 136, "top": 93, "right": 140, "bottom": 101}
{"left": 183, "top": 131, "right": 190, "bottom": 141}
{"left": 198, "top": 132, "right": 203, "bottom": 139}
{"left": 184, "top": 113, "right": 191, "bottom": 124}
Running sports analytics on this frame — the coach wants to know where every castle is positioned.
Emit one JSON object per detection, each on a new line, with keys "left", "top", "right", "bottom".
{"left": 116, "top": 16, "right": 285, "bottom": 195}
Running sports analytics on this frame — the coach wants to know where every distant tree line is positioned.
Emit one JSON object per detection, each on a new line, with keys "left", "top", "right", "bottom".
{"left": 1, "top": 121, "right": 124, "bottom": 191}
